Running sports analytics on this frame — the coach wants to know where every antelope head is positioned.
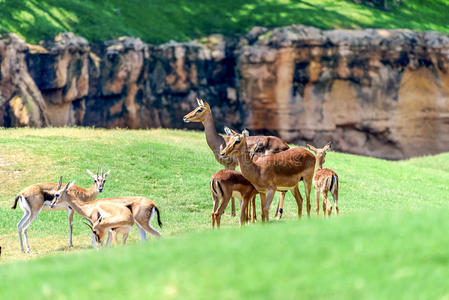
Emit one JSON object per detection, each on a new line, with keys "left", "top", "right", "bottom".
{"left": 183, "top": 98, "right": 211, "bottom": 123}
{"left": 307, "top": 142, "right": 332, "bottom": 167}
{"left": 249, "top": 139, "right": 264, "bottom": 160}
{"left": 84, "top": 212, "right": 105, "bottom": 246}
{"left": 220, "top": 127, "right": 249, "bottom": 158}
{"left": 50, "top": 179, "right": 76, "bottom": 208}
{"left": 87, "top": 165, "right": 110, "bottom": 193}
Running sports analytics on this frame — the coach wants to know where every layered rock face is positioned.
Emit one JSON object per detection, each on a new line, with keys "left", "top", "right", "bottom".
{"left": 0, "top": 26, "right": 448, "bottom": 159}
{"left": 238, "top": 26, "right": 449, "bottom": 159}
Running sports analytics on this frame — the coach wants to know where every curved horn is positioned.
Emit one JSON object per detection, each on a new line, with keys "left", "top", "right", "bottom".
{"left": 83, "top": 221, "right": 93, "bottom": 232}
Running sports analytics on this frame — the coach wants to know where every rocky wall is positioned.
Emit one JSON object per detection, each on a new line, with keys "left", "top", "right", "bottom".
{"left": 0, "top": 26, "right": 448, "bottom": 159}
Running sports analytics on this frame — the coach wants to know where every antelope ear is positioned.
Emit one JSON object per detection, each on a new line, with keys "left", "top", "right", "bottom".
{"left": 66, "top": 181, "right": 76, "bottom": 191}
{"left": 104, "top": 170, "right": 111, "bottom": 178}
{"left": 323, "top": 142, "right": 332, "bottom": 152}
{"left": 307, "top": 144, "right": 318, "bottom": 152}
{"left": 242, "top": 129, "right": 249, "bottom": 138}
{"left": 196, "top": 98, "right": 201, "bottom": 106}
{"left": 199, "top": 99, "right": 204, "bottom": 106}
{"left": 87, "top": 169, "right": 95, "bottom": 179}
{"left": 224, "top": 126, "right": 233, "bottom": 136}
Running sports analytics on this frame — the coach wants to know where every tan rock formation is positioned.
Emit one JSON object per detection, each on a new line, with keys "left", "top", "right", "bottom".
{"left": 238, "top": 26, "right": 449, "bottom": 159}
{"left": 0, "top": 34, "right": 48, "bottom": 127}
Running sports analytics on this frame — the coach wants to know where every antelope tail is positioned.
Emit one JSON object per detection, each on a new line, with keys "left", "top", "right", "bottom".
{"left": 11, "top": 195, "right": 21, "bottom": 209}
{"left": 211, "top": 180, "right": 224, "bottom": 199}
{"left": 154, "top": 206, "right": 162, "bottom": 228}
{"left": 329, "top": 175, "right": 338, "bottom": 194}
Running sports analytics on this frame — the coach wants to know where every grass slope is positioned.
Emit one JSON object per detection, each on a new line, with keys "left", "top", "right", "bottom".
{"left": 0, "top": 0, "right": 448, "bottom": 44}
{"left": 0, "top": 128, "right": 448, "bottom": 298}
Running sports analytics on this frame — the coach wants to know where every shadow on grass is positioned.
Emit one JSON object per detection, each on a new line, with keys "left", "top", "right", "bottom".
{"left": 0, "top": 0, "right": 448, "bottom": 43}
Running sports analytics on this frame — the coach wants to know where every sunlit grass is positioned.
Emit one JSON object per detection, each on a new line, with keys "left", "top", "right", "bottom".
{"left": 0, "top": 128, "right": 448, "bottom": 297}
{"left": 0, "top": 0, "right": 448, "bottom": 44}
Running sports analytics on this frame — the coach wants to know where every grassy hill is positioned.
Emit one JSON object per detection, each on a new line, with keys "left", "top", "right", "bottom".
{"left": 0, "top": 0, "right": 448, "bottom": 44}
{"left": 0, "top": 128, "right": 448, "bottom": 298}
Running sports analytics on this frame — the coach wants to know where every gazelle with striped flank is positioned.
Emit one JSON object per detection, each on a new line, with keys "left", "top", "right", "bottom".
{"left": 50, "top": 179, "right": 162, "bottom": 247}
{"left": 11, "top": 167, "right": 109, "bottom": 253}
{"left": 220, "top": 128, "right": 316, "bottom": 221}
{"left": 183, "top": 98, "right": 289, "bottom": 217}
{"left": 307, "top": 143, "right": 339, "bottom": 216}
{"left": 210, "top": 169, "right": 258, "bottom": 228}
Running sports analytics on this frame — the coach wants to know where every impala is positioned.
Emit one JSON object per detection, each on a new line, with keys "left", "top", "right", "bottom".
{"left": 50, "top": 178, "right": 162, "bottom": 246}
{"left": 220, "top": 128, "right": 316, "bottom": 221}
{"left": 210, "top": 169, "right": 258, "bottom": 228}
{"left": 307, "top": 143, "right": 339, "bottom": 216}
{"left": 183, "top": 98, "right": 289, "bottom": 217}
{"left": 11, "top": 167, "right": 109, "bottom": 253}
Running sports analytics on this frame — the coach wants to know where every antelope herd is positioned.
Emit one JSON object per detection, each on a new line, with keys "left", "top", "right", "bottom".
{"left": 10, "top": 98, "right": 339, "bottom": 254}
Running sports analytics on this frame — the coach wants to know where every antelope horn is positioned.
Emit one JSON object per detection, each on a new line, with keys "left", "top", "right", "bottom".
{"left": 101, "top": 163, "right": 104, "bottom": 176}
{"left": 96, "top": 165, "right": 99, "bottom": 177}
{"left": 83, "top": 221, "right": 93, "bottom": 232}
{"left": 57, "top": 176, "right": 63, "bottom": 190}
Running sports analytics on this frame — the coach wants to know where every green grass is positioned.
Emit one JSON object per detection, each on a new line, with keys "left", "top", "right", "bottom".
{"left": 0, "top": 128, "right": 448, "bottom": 298}
{"left": 0, "top": 0, "right": 448, "bottom": 44}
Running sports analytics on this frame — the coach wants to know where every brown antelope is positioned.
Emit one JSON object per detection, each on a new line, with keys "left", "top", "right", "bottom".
{"left": 183, "top": 98, "right": 289, "bottom": 217}
{"left": 11, "top": 167, "right": 109, "bottom": 253}
{"left": 210, "top": 169, "right": 258, "bottom": 228}
{"left": 220, "top": 128, "right": 316, "bottom": 221}
{"left": 50, "top": 179, "right": 162, "bottom": 247}
{"left": 307, "top": 143, "right": 339, "bottom": 216}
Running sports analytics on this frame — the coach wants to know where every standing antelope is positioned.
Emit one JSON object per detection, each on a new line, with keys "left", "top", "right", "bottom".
{"left": 210, "top": 169, "right": 258, "bottom": 228}
{"left": 183, "top": 98, "right": 289, "bottom": 217}
{"left": 220, "top": 128, "right": 316, "bottom": 221}
{"left": 307, "top": 143, "right": 339, "bottom": 216}
{"left": 50, "top": 178, "right": 162, "bottom": 247}
{"left": 11, "top": 167, "right": 109, "bottom": 253}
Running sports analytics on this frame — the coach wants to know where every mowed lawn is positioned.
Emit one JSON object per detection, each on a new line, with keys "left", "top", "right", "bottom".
{"left": 0, "top": 128, "right": 449, "bottom": 298}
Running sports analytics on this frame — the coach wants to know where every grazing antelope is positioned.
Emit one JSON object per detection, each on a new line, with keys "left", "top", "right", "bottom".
{"left": 11, "top": 167, "right": 109, "bottom": 253}
{"left": 220, "top": 128, "right": 316, "bottom": 221}
{"left": 84, "top": 206, "right": 135, "bottom": 248}
{"left": 183, "top": 98, "right": 289, "bottom": 217}
{"left": 307, "top": 143, "right": 339, "bottom": 216}
{"left": 210, "top": 170, "right": 258, "bottom": 228}
{"left": 50, "top": 179, "right": 162, "bottom": 247}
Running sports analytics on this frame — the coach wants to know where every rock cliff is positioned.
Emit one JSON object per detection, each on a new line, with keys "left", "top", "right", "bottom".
{"left": 0, "top": 26, "right": 448, "bottom": 159}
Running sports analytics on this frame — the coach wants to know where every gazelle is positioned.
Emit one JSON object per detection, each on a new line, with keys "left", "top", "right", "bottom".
{"left": 210, "top": 169, "right": 258, "bottom": 228}
{"left": 11, "top": 167, "right": 109, "bottom": 253}
{"left": 307, "top": 143, "right": 339, "bottom": 216}
{"left": 220, "top": 128, "right": 316, "bottom": 221}
{"left": 50, "top": 178, "right": 162, "bottom": 247}
{"left": 183, "top": 98, "right": 289, "bottom": 217}
{"left": 84, "top": 206, "right": 135, "bottom": 248}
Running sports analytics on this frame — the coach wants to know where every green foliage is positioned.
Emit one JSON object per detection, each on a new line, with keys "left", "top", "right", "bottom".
{"left": 0, "top": 0, "right": 448, "bottom": 44}
{"left": 0, "top": 128, "right": 448, "bottom": 298}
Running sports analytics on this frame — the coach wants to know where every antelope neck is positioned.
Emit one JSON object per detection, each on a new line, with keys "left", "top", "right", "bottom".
{"left": 202, "top": 113, "right": 225, "bottom": 154}
{"left": 235, "top": 140, "right": 259, "bottom": 184}
{"left": 64, "top": 193, "right": 95, "bottom": 220}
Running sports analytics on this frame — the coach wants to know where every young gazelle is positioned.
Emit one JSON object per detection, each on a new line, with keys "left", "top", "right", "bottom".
{"left": 84, "top": 206, "right": 135, "bottom": 248}
{"left": 220, "top": 128, "right": 316, "bottom": 221}
{"left": 50, "top": 179, "right": 162, "bottom": 246}
{"left": 11, "top": 168, "right": 109, "bottom": 253}
{"left": 183, "top": 98, "right": 289, "bottom": 217}
{"left": 307, "top": 143, "right": 339, "bottom": 216}
{"left": 210, "top": 169, "right": 258, "bottom": 228}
